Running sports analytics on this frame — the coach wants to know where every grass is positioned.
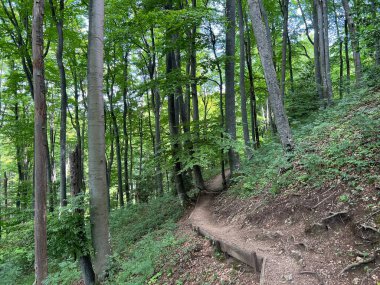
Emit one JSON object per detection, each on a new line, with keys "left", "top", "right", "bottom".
{"left": 0, "top": 194, "right": 185, "bottom": 285}
{"left": 231, "top": 88, "right": 380, "bottom": 198}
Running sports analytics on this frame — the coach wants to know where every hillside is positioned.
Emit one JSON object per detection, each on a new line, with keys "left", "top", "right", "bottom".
{"left": 155, "top": 88, "right": 380, "bottom": 284}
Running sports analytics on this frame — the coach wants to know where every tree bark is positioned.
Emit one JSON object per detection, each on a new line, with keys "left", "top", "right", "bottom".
{"left": 280, "top": 0, "right": 289, "bottom": 101}
{"left": 371, "top": 0, "right": 380, "bottom": 65}
{"left": 190, "top": 0, "right": 206, "bottom": 189}
{"left": 238, "top": 0, "right": 251, "bottom": 156}
{"left": 32, "top": 0, "right": 48, "bottom": 280}
{"left": 146, "top": 28, "right": 164, "bottom": 195}
{"left": 209, "top": 25, "right": 226, "bottom": 186}
{"left": 322, "top": 0, "right": 333, "bottom": 104}
{"left": 3, "top": 172, "right": 7, "bottom": 209}
{"left": 70, "top": 146, "right": 96, "bottom": 285}
{"left": 315, "top": 0, "right": 333, "bottom": 106}
{"left": 312, "top": 0, "right": 323, "bottom": 100}
{"left": 332, "top": 0, "right": 344, "bottom": 98}
{"left": 248, "top": 0, "right": 294, "bottom": 151}
{"left": 245, "top": 19, "right": 260, "bottom": 149}
{"left": 49, "top": 0, "right": 68, "bottom": 207}
{"left": 225, "top": 0, "right": 240, "bottom": 171}
{"left": 106, "top": 61, "right": 124, "bottom": 207}
{"left": 122, "top": 51, "right": 131, "bottom": 201}
{"left": 87, "top": 0, "right": 111, "bottom": 278}
{"left": 342, "top": 0, "right": 362, "bottom": 84}
{"left": 344, "top": 19, "right": 351, "bottom": 84}
{"left": 166, "top": 46, "right": 187, "bottom": 204}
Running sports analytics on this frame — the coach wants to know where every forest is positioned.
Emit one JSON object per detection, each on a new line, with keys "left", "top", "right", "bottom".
{"left": 0, "top": 0, "right": 379, "bottom": 284}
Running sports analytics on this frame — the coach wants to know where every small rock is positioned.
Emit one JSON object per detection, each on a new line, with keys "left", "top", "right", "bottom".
{"left": 352, "top": 277, "right": 360, "bottom": 284}
{"left": 290, "top": 250, "right": 303, "bottom": 261}
{"left": 356, "top": 256, "right": 364, "bottom": 263}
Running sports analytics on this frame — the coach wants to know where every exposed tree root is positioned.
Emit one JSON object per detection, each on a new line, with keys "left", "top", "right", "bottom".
{"left": 339, "top": 250, "right": 380, "bottom": 275}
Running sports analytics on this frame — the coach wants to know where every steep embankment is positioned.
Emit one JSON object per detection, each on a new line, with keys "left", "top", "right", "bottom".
{"left": 182, "top": 90, "right": 380, "bottom": 285}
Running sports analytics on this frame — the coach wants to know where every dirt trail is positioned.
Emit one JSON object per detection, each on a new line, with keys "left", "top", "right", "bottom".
{"left": 188, "top": 172, "right": 320, "bottom": 285}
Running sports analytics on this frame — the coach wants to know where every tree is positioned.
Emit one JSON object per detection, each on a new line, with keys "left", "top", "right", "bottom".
{"left": 238, "top": 0, "right": 251, "bottom": 156}
{"left": 32, "top": 0, "right": 48, "bottom": 281}
{"left": 248, "top": 0, "right": 294, "bottom": 151}
{"left": 49, "top": 0, "right": 68, "bottom": 207}
{"left": 87, "top": 0, "right": 111, "bottom": 278}
{"left": 342, "top": 0, "right": 362, "bottom": 84}
{"left": 225, "top": 0, "right": 240, "bottom": 171}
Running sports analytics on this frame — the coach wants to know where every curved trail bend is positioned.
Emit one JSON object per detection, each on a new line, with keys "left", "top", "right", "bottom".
{"left": 188, "top": 171, "right": 319, "bottom": 285}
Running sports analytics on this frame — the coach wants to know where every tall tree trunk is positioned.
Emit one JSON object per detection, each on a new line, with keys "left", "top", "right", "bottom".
{"left": 372, "top": 0, "right": 380, "bottom": 65}
{"left": 209, "top": 26, "right": 226, "bottom": 187}
{"left": 147, "top": 28, "right": 164, "bottom": 195}
{"left": 48, "top": 0, "right": 67, "bottom": 207}
{"left": 245, "top": 15, "right": 260, "bottom": 149}
{"left": 332, "top": 0, "right": 344, "bottom": 99}
{"left": 312, "top": 0, "right": 323, "bottom": 100}
{"left": 342, "top": 0, "right": 362, "bottom": 85}
{"left": 315, "top": 0, "right": 333, "bottom": 106}
{"left": 248, "top": 0, "right": 294, "bottom": 151}
{"left": 344, "top": 19, "right": 351, "bottom": 85}
{"left": 122, "top": 52, "right": 130, "bottom": 201}
{"left": 287, "top": 36, "right": 294, "bottom": 93}
{"left": 190, "top": 0, "right": 206, "bottom": 189}
{"left": 225, "top": 0, "right": 240, "bottom": 172}
{"left": 87, "top": 0, "right": 111, "bottom": 278}
{"left": 238, "top": 0, "right": 251, "bottom": 156}
{"left": 166, "top": 46, "right": 187, "bottom": 204}
{"left": 107, "top": 61, "right": 124, "bottom": 207}
{"left": 4, "top": 172, "right": 7, "bottom": 209}
{"left": 32, "top": 0, "right": 48, "bottom": 281}
{"left": 322, "top": 0, "right": 333, "bottom": 104}
{"left": 70, "top": 146, "right": 96, "bottom": 285}
{"left": 280, "top": 0, "right": 289, "bottom": 101}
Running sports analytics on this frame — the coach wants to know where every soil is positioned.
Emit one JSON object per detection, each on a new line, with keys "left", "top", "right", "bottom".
{"left": 166, "top": 170, "right": 380, "bottom": 285}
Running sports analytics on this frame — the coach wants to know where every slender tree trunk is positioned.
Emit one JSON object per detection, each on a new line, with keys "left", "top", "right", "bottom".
{"left": 372, "top": 0, "right": 380, "bottom": 65}
{"left": 332, "top": 0, "right": 344, "bottom": 98}
{"left": 107, "top": 61, "right": 124, "bottom": 207}
{"left": 190, "top": 0, "right": 206, "bottom": 188}
{"left": 70, "top": 146, "right": 96, "bottom": 285}
{"left": 238, "top": 0, "right": 251, "bottom": 156}
{"left": 48, "top": 0, "right": 67, "bottom": 207}
{"left": 32, "top": 0, "right": 48, "bottom": 280}
{"left": 342, "top": 0, "right": 362, "bottom": 85}
{"left": 4, "top": 172, "right": 7, "bottom": 209}
{"left": 87, "top": 0, "right": 111, "bottom": 278}
{"left": 296, "top": 0, "right": 314, "bottom": 45}
{"left": 287, "top": 36, "right": 294, "bottom": 93}
{"left": 322, "top": 0, "right": 333, "bottom": 104}
{"left": 225, "top": 0, "right": 240, "bottom": 172}
{"left": 166, "top": 45, "right": 187, "bottom": 203}
{"left": 315, "top": 0, "right": 333, "bottom": 106}
{"left": 312, "top": 0, "right": 323, "bottom": 100}
{"left": 245, "top": 17, "right": 260, "bottom": 149}
{"left": 147, "top": 28, "right": 164, "bottom": 195}
{"left": 248, "top": 0, "right": 294, "bottom": 151}
{"left": 209, "top": 26, "right": 226, "bottom": 186}
{"left": 344, "top": 19, "right": 351, "bottom": 85}
{"left": 122, "top": 52, "right": 130, "bottom": 201}
{"left": 280, "top": 0, "right": 289, "bottom": 101}
{"left": 129, "top": 108, "right": 133, "bottom": 198}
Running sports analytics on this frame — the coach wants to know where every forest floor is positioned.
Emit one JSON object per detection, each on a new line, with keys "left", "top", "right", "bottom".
{"left": 158, "top": 90, "right": 380, "bottom": 285}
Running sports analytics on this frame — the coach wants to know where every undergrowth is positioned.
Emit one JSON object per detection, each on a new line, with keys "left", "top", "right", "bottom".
{"left": 231, "top": 88, "right": 380, "bottom": 198}
{"left": 0, "top": 194, "right": 184, "bottom": 284}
